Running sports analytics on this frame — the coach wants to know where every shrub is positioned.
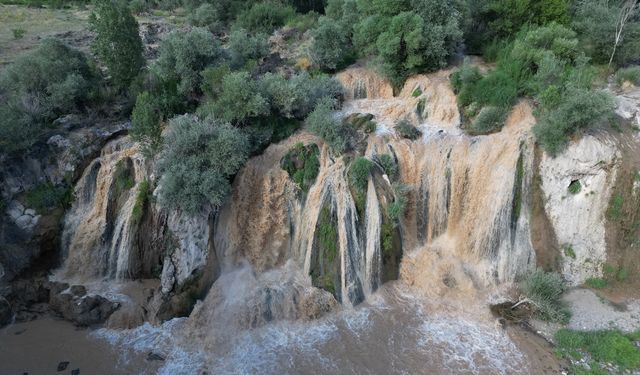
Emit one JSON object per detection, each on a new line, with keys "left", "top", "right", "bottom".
{"left": 568, "top": 180, "right": 581, "bottom": 195}
{"left": 555, "top": 329, "right": 640, "bottom": 371}
{"left": 131, "top": 91, "right": 162, "bottom": 155}
{"left": 154, "top": 28, "right": 225, "bottom": 97}
{"left": 281, "top": 142, "right": 320, "bottom": 192}
{"left": 616, "top": 66, "right": 640, "bottom": 86}
{"left": 534, "top": 88, "right": 614, "bottom": 155}
{"left": 156, "top": 114, "right": 250, "bottom": 213}
{"left": 470, "top": 106, "right": 508, "bottom": 134}
{"left": 310, "top": 16, "right": 354, "bottom": 71}
{"left": 12, "top": 28, "right": 26, "bottom": 39}
{"left": 236, "top": 1, "right": 296, "bottom": 34}
{"left": 585, "top": 277, "right": 607, "bottom": 289}
{"left": 90, "top": 0, "right": 144, "bottom": 89}
{"left": 187, "top": 3, "right": 223, "bottom": 33}
{"left": 227, "top": 28, "right": 270, "bottom": 69}
{"left": 305, "top": 98, "right": 352, "bottom": 153}
{"left": 202, "top": 71, "right": 270, "bottom": 123}
{"left": 395, "top": 119, "right": 421, "bottom": 140}
{"left": 25, "top": 182, "right": 73, "bottom": 214}
{"left": 0, "top": 39, "right": 96, "bottom": 154}
{"left": 350, "top": 157, "right": 373, "bottom": 192}
{"left": 131, "top": 179, "right": 150, "bottom": 224}
{"left": 563, "top": 244, "right": 576, "bottom": 259}
{"left": 473, "top": 70, "right": 519, "bottom": 108}
{"left": 521, "top": 269, "right": 569, "bottom": 323}
{"left": 376, "top": 154, "right": 397, "bottom": 180}
{"left": 388, "top": 184, "right": 408, "bottom": 224}
{"left": 608, "top": 192, "right": 624, "bottom": 221}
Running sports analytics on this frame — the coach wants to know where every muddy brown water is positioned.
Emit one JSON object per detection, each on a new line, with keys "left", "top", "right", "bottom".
{"left": 0, "top": 317, "right": 156, "bottom": 375}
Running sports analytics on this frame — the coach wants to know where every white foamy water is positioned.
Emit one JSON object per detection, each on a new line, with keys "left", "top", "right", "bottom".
{"left": 93, "top": 283, "right": 528, "bottom": 375}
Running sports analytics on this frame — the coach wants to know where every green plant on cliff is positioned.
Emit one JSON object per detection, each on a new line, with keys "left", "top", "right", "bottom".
{"left": 131, "top": 91, "right": 163, "bottom": 156}
{"left": 156, "top": 114, "right": 250, "bottom": 214}
{"left": 521, "top": 269, "right": 569, "bottom": 323}
{"left": 90, "top": 0, "right": 144, "bottom": 89}
{"left": 318, "top": 203, "right": 338, "bottom": 263}
{"left": 25, "top": 182, "right": 73, "bottom": 214}
{"left": 131, "top": 179, "right": 150, "bottom": 224}
{"left": 281, "top": 142, "right": 320, "bottom": 193}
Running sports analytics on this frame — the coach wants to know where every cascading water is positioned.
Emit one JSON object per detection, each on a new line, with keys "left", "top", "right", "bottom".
{"left": 60, "top": 137, "right": 148, "bottom": 281}
{"left": 61, "top": 67, "right": 549, "bottom": 374}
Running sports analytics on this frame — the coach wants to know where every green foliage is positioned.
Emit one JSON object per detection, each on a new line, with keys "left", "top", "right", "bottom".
{"left": 381, "top": 220, "right": 394, "bottom": 254}
{"left": 24, "top": 182, "right": 73, "bottom": 214}
{"left": 521, "top": 269, "right": 569, "bottom": 323}
{"left": 470, "top": 106, "right": 508, "bottom": 134}
{"left": 281, "top": 142, "right": 320, "bottom": 192}
{"left": 131, "top": 91, "right": 162, "bottom": 155}
{"left": 90, "top": 0, "right": 144, "bottom": 89}
{"left": 388, "top": 184, "right": 408, "bottom": 224}
{"left": 156, "top": 114, "right": 250, "bottom": 213}
{"left": 12, "top": 28, "right": 26, "bottom": 39}
{"left": 616, "top": 66, "right": 640, "bottom": 86}
{"left": 376, "top": 154, "right": 397, "bottom": 181}
{"left": 318, "top": 0, "right": 462, "bottom": 84}
{"left": 534, "top": 87, "right": 614, "bottom": 155}
{"left": 131, "top": 179, "right": 150, "bottom": 224}
{"left": 395, "top": 119, "right": 421, "bottom": 140}
{"left": 617, "top": 268, "right": 628, "bottom": 282}
{"left": 154, "top": 28, "right": 225, "bottom": 97}
{"left": 318, "top": 203, "right": 338, "bottom": 263}
{"left": 608, "top": 192, "right": 624, "bottom": 221}
{"left": 563, "top": 244, "right": 576, "bottom": 259}
{"left": 310, "top": 16, "right": 354, "bottom": 71}
{"left": 0, "top": 39, "right": 96, "bottom": 154}
{"left": 555, "top": 329, "right": 640, "bottom": 372}
{"left": 342, "top": 113, "right": 376, "bottom": 133}
{"left": 585, "top": 277, "right": 607, "bottom": 289}
{"left": 187, "top": 3, "right": 223, "bottom": 33}
{"left": 236, "top": 1, "right": 296, "bottom": 34}
{"left": 227, "top": 28, "right": 270, "bottom": 69}
{"left": 483, "top": 0, "right": 569, "bottom": 39}
{"left": 450, "top": 60, "right": 482, "bottom": 106}
{"left": 350, "top": 157, "right": 372, "bottom": 192}
{"left": 306, "top": 98, "right": 352, "bottom": 154}
{"left": 113, "top": 160, "right": 135, "bottom": 197}
{"left": 513, "top": 152, "right": 524, "bottom": 219}
{"left": 568, "top": 180, "right": 582, "bottom": 195}
{"left": 201, "top": 71, "right": 269, "bottom": 123}
{"left": 259, "top": 72, "right": 343, "bottom": 119}
{"left": 573, "top": 0, "right": 640, "bottom": 67}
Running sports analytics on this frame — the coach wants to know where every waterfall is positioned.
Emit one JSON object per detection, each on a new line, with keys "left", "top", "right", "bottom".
{"left": 59, "top": 137, "right": 147, "bottom": 281}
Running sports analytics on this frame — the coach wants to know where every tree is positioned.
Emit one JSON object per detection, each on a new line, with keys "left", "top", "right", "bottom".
{"left": 227, "top": 28, "right": 270, "bottom": 69}
{"left": 236, "top": 1, "right": 296, "bottom": 34}
{"left": 609, "top": 0, "right": 639, "bottom": 68}
{"left": 203, "top": 71, "right": 270, "bottom": 123}
{"left": 311, "top": 17, "right": 354, "bottom": 71}
{"left": 90, "top": 0, "right": 144, "bottom": 89}
{"left": 154, "top": 28, "right": 225, "bottom": 98}
{"left": 573, "top": 0, "right": 640, "bottom": 67}
{"left": 131, "top": 91, "right": 162, "bottom": 155}
{"left": 156, "top": 115, "right": 249, "bottom": 213}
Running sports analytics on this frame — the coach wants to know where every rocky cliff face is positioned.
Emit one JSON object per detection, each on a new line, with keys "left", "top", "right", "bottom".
{"left": 4, "top": 67, "right": 640, "bottom": 331}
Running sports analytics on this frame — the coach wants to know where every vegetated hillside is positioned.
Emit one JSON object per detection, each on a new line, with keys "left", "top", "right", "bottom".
{"left": 1, "top": 1, "right": 640, "bottom": 374}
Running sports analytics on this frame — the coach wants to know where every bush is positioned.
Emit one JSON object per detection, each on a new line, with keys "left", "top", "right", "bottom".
{"left": 376, "top": 154, "right": 397, "bottom": 180}
{"left": 154, "top": 28, "right": 225, "bottom": 97}
{"left": 227, "top": 28, "right": 270, "bottom": 69}
{"left": 131, "top": 179, "right": 150, "bottom": 224}
{"left": 473, "top": 70, "right": 519, "bottom": 108}
{"left": 25, "top": 182, "right": 73, "bottom": 214}
{"left": 350, "top": 157, "right": 372, "bottom": 192}
{"left": 310, "top": 16, "right": 354, "bottom": 71}
{"left": 202, "top": 71, "right": 270, "bottom": 123}
{"left": 534, "top": 88, "right": 614, "bottom": 155}
{"left": 281, "top": 142, "right": 320, "bottom": 192}
{"left": 568, "top": 180, "right": 581, "bottom": 195}
{"left": 471, "top": 106, "right": 508, "bottom": 134}
{"left": 395, "top": 119, "right": 421, "bottom": 140}
{"left": 236, "top": 1, "right": 296, "bottom": 34}
{"left": 305, "top": 98, "right": 352, "bottom": 153}
{"left": 521, "top": 269, "right": 569, "bottom": 323}
{"left": 616, "top": 66, "right": 640, "bottom": 86}
{"left": 0, "top": 39, "right": 97, "bottom": 154}
{"left": 90, "top": 0, "right": 144, "bottom": 89}
{"left": 156, "top": 114, "right": 250, "bottom": 213}
{"left": 187, "top": 3, "right": 223, "bottom": 33}
{"left": 131, "top": 91, "right": 162, "bottom": 155}
{"left": 555, "top": 329, "right": 640, "bottom": 372}
{"left": 585, "top": 277, "right": 607, "bottom": 289}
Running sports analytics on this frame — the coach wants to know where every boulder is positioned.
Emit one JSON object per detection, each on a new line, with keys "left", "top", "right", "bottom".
{"left": 49, "top": 283, "right": 120, "bottom": 326}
